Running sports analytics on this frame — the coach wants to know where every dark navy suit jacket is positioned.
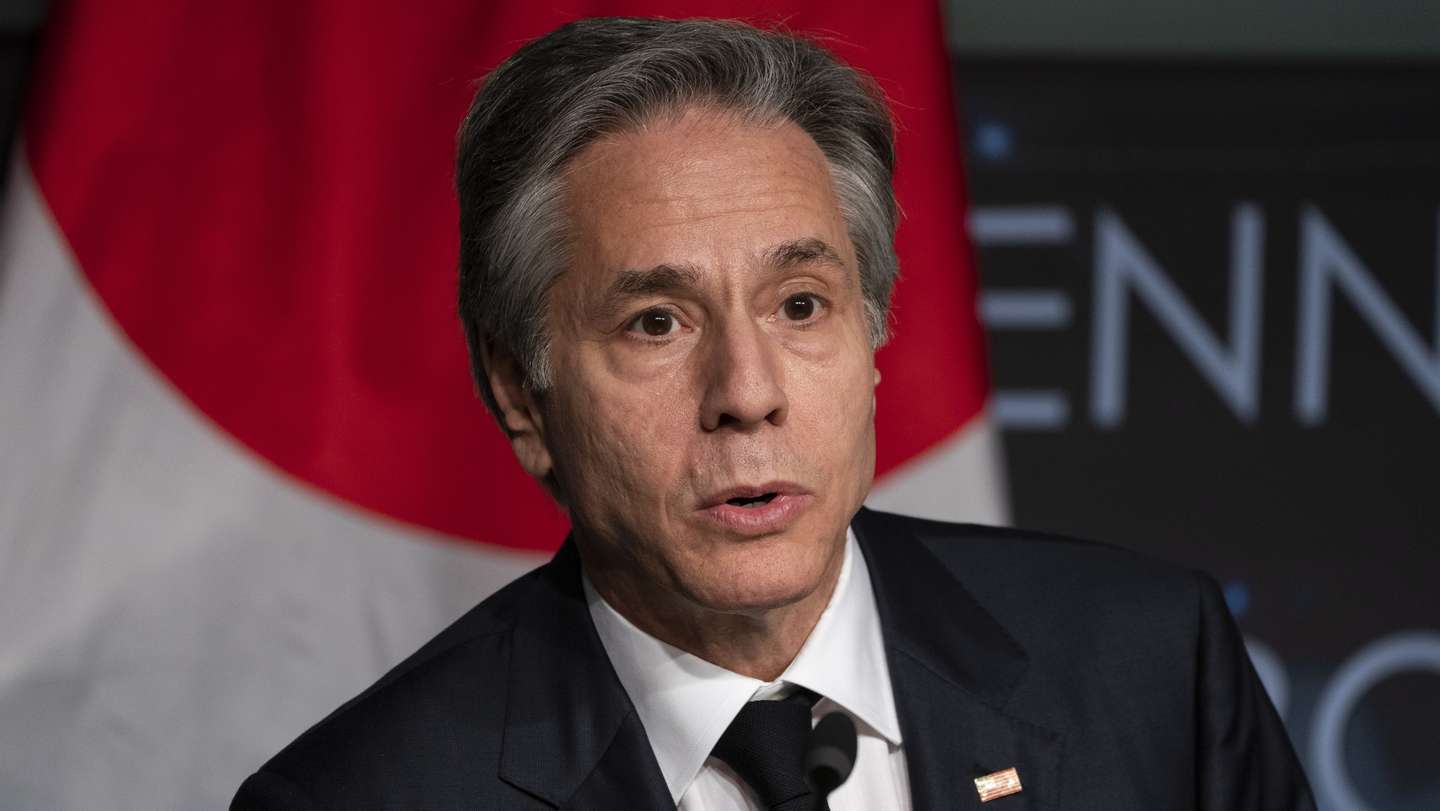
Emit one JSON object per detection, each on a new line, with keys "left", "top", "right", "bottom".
{"left": 232, "top": 508, "right": 1314, "bottom": 809}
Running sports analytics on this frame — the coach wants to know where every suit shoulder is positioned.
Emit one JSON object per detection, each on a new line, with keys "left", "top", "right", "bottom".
{"left": 880, "top": 510, "right": 1208, "bottom": 598}
{"left": 860, "top": 509, "right": 1213, "bottom": 643}
{"left": 320, "top": 559, "right": 542, "bottom": 714}
{"left": 865, "top": 511, "right": 1225, "bottom": 724}
{"left": 242, "top": 564, "right": 548, "bottom": 805}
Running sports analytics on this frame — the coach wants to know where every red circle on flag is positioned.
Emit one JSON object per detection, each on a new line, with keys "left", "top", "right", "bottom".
{"left": 25, "top": 1, "right": 986, "bottom": 552}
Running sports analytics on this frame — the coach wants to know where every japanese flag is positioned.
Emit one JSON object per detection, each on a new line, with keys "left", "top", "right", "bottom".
{"left": 0, "top": 2, "right": 1004, "bottom": 807}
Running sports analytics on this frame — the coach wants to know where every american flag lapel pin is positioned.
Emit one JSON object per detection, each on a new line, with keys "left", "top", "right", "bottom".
{"left": 974, "top": 767, "right": 1023, "bottom": 803}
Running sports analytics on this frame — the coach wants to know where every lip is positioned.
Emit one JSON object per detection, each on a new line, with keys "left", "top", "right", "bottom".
{"left": 697, "top": 481, "right": 813, "bottom": 536}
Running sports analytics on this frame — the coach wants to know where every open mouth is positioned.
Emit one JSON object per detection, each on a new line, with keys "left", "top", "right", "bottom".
{"left": 701, "top": 484, "right": 809, "bottom": 534}
{"left": 725, "top": 492, "right": 779, "bottom": 508}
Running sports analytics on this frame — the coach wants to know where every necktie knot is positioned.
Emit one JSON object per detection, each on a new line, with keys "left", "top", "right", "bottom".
{"left": 711, "top": 692, "right": 815, "bottom": 810}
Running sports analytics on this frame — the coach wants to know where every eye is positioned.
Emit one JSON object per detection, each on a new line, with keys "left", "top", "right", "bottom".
{"left": 628, "top": 309, "right": 678, "bottom": 337}
{"left": 782, "top": 293, "right": 821, "bottom": 322}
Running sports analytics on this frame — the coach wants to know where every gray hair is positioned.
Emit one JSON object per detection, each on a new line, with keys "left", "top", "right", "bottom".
{"left": 456, "top": 17, "right": 898, "bottom": 419}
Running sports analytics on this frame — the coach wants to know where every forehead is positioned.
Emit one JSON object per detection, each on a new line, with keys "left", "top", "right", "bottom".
{"left": 559, "top": 108, "right": 852, "bottom": 278}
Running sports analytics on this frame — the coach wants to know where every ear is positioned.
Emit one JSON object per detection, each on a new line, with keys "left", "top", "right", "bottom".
{"left": 479, "top": 340, "right": 554, "bottom": 482}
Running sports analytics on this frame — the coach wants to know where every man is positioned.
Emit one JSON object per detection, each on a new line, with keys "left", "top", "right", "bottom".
{"left": 233, "top": 17, "right": 1313, "bottom": 810}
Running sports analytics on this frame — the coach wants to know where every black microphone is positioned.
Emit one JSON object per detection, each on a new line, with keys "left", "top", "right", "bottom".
{"left": 804, "top": 711, "right": 857, "bottom": 811}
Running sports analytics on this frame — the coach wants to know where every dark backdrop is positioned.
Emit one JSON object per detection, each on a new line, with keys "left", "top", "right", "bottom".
{"left": 961, "top": 60, "right": 1440, "bottom": 809}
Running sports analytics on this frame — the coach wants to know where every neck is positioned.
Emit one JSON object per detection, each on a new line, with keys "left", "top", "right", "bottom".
{"left": 582, "top": 539, "right": 846, "bottom": 682}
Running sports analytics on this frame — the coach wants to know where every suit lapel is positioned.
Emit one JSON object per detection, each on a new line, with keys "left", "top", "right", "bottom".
{"left": 497, "top": 513, "right": 1063, "bottom": 809}
{"left": 498, "top": 540, "right": 673, "bottom": 810}
{"left": 853, "top": 509, "right": 1063, "bottom": 810}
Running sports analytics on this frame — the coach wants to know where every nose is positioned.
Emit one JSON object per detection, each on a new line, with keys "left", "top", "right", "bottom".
{"left": 699, "top": 319, "right": 788, "bottom": 432}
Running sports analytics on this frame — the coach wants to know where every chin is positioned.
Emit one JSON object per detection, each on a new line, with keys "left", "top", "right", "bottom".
{"left": 681, "top": 528, "right": 840, "bottom": 614}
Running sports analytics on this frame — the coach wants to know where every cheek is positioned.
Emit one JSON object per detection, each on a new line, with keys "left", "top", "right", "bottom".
{"left": 789, "top": 320, "right": 873, "bottom": 409}
{"left": 790, "top": 351, "right": 876, "bottom": 475}
{"left": 549, "top": 367, "right": 697, "bottom": 516}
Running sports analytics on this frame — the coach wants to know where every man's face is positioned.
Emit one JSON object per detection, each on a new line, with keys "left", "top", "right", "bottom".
{"left": 528, "top": 108, "right": 878, "bottom": 614}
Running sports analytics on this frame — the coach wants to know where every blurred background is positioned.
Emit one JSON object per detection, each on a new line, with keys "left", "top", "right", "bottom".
{"left": 0, "top": 1, "right": 1436, "bottom": 809}
{"left": 953, "top": 4, "right": 1440, "bottom": 809}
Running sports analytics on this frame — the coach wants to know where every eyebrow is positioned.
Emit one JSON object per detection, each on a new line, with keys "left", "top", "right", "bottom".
{"left": 764, "top": 237, "right": 847, "bottom": 272}
{"left": 590, "top": 238, "right": 849, "bottom": 321}
{"left": 593, "top": 263, "right": 702, "bottom": 321}
{"left": 609, "top": 263, "right": 701, "bottom": 297}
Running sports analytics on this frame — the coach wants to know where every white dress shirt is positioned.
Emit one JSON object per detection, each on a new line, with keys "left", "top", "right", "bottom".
{"left": 584, "top": 529, "right": 912, "bottom": 810}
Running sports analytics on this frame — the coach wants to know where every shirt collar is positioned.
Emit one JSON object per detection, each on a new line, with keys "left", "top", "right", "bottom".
{"left": 583, "top": 528, "right": 902, "bottom": 803}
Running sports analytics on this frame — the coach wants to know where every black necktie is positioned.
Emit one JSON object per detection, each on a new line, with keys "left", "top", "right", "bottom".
{"left": 711, "top": 691, "right": 816, "bottom": 811}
